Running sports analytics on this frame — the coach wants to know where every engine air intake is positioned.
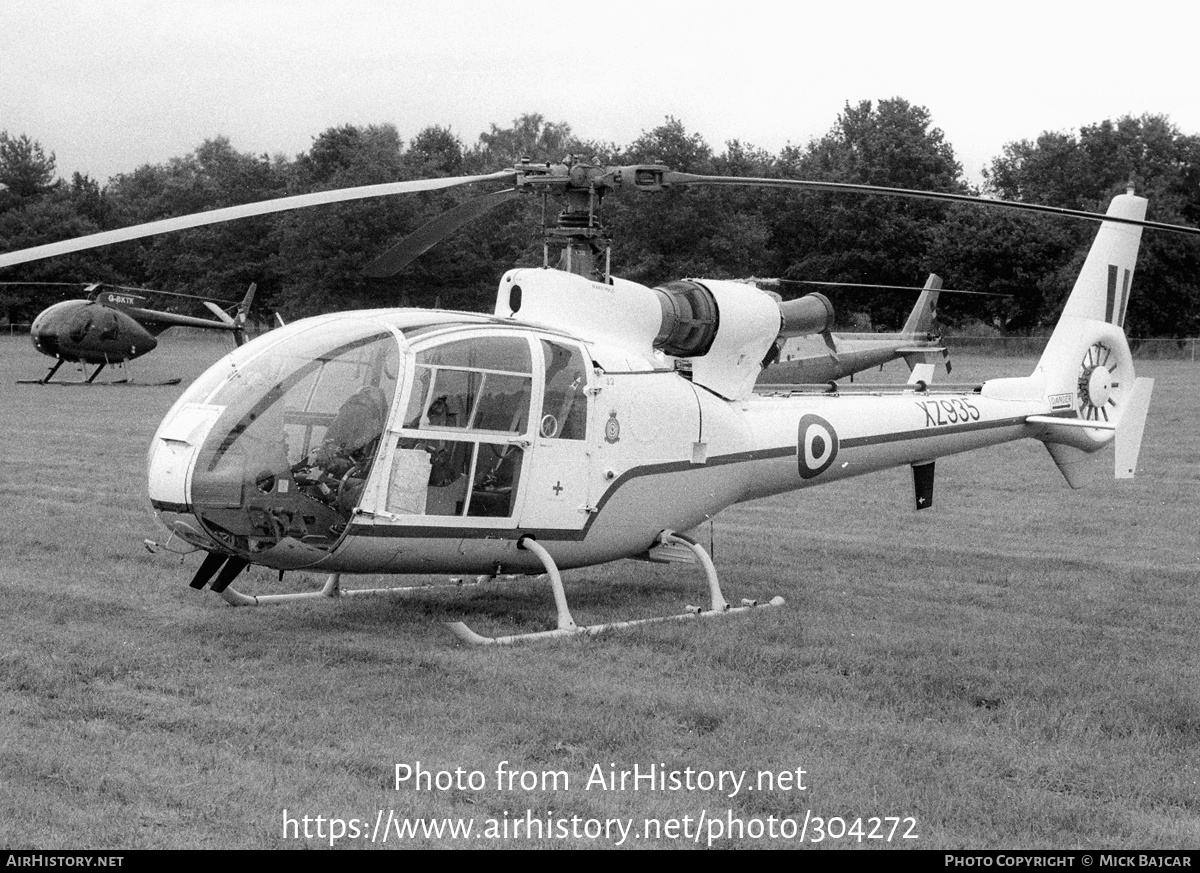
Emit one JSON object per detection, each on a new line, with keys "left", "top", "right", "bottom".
{"left": 654, "top": 280, "right": 720, "bottom": 357}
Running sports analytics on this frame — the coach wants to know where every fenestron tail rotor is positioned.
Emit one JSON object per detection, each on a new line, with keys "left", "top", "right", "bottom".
{"left": 1078, "top": 341, "right": 1121, "bottom": 422}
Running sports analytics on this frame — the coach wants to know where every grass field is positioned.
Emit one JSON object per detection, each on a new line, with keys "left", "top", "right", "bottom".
{"left": 1, "top": 332, "right": 1197, "bottom": 850}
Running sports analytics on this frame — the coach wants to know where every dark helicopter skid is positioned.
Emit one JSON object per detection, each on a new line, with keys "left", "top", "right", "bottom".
{"left": 17, "top": 358, "right": 181, "bottom": 386}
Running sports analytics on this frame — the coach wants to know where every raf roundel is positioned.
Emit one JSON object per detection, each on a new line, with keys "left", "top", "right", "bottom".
{"left": 797, "top": 414, "right": 839, "bottom": 479}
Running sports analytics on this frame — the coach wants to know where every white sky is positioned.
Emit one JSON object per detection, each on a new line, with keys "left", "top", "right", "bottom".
{"left": 3, "top": 0, "right": 1198, "bottom": 189}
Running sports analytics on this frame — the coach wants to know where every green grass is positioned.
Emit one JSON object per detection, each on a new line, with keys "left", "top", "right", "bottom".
{"left": 1, "top": 334, "right": 1198, "bottom": 849}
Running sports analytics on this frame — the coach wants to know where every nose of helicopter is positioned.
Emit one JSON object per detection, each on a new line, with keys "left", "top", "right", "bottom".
{"left": 29, "top": 315, "right": 60, "bottom": 356}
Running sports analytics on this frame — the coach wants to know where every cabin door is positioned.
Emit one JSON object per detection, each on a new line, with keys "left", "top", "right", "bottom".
{"left": 516, "top": 339, "right": 594, "bottom": 531}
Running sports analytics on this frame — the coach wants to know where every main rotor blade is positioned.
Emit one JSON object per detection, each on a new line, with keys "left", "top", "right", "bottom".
{"left": 0, "top": 280, "right": 241, "bottom": 302}
{"left": 771, "top": 279, "right": 1012, "bottom": 296}
{"left": 0, "top": 170, "right": 514, "bottom": 270}
{"left": 363, "top": 187, "right": 520, "bottom": 278}
{"left": 660, "top": 172, "right": 1200, "bottom": 239}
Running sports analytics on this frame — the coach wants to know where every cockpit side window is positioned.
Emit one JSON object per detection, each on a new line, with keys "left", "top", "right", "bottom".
{"left": 69, "top": 309, "right": 94, "bottom": 344}
{"left": 539, "top": 340, "right": 588, "bottom": 440}
{"left": 96, "top": 309, "right": 119, "bottom": 341}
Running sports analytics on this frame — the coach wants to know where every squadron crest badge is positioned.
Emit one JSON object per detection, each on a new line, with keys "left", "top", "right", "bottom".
{"left": 604, "top": 411, "right": 621, "bottom": 444}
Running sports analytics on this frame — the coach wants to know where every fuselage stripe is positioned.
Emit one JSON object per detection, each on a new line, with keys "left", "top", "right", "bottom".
{"left": 342, "top": 413, "right": 1032, "bottom": 540}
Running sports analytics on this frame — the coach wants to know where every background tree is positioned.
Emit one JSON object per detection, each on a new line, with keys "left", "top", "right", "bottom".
{"left": 466, "top": 113, "right": 586, "bottom": 170}
{"left": 103, "top": 136, "right": 289, "bottom": 313}
{"left": 603, "top": 118, "right": 775, "bottom": 286}
{"left": 0, "top": 132, "right": 58, "bottom": 204}
{"left": 3, "top": 108, "right": 1200, "bottom": 334}
{"left": 273, "top": 124, "right": 414, "bottom": 317}
{"left": 768, "top": 98, "right": 967, "bottom": 330}
{"left": 0, "top": 133, "right": 119, "bottom": 324}
{"left": 974, "top": 114, "right": 1200, "bottom": 336}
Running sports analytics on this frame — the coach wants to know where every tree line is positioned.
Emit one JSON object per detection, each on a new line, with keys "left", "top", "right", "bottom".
{"left": 2, "top": 100, "right": 1199, "bottom": 337}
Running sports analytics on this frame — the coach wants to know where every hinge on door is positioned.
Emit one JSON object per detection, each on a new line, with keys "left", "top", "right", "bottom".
{"left": 354, "top": 507, "right": 397, "bottom": 521}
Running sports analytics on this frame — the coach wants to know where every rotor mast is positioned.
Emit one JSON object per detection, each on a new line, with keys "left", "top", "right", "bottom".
{"left": 517, "top": 156, "right": 613, "bottom": 281}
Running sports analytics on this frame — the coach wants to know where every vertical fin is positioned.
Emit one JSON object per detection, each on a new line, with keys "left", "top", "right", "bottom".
{"left": 912, "top": 461, "right": 935, "bottom": 510}
{"left": 907, "top": 362, "right": 935, "bottom": 386}
{"left": 1044, "top": 442, "right": 1092, "bottom": 489}
{"left": 1056, "top": 193, "right": 1146, "bottom": 325}
{"left": 1115, "top": 377, "right": 1154, "bottom": 478}
{"left": 901, "top": 273, "right": 942, "bottom": 335}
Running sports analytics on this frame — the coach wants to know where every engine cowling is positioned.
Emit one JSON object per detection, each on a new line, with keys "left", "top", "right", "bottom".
{"left": 494, "top": 269, "right": 836, "bottom": 400}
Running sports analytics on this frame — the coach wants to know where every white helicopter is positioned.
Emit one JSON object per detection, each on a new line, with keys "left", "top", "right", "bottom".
{"left": 3, "top": 160, "right": 1195, "bottom": 644}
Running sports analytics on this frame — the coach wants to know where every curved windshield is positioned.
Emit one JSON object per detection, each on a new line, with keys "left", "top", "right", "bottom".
{"left": 189, "top": 319, "right": 401, "bottom": 556}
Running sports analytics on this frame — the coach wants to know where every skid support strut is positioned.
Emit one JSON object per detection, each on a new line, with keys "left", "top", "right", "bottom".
{"left": 446, "top": 532, "right": 784, "bottom": 646}
{"left": 40, "top": 359, "right": 65, "bottom": 384}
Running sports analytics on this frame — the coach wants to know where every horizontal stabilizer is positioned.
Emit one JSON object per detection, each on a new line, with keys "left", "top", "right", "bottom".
{"left": 901, "top": 348, "right": 950, "bottom": 375}
{"left": 1115, "top": 377, "right": 1154, "bottom": 478}
{"left": 1027, "top": 415, "right": 1116, "bottom": 431}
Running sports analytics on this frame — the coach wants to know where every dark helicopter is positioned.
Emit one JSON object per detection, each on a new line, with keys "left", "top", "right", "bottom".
{"left": 18, "top": 282, "right": 255, "bottom": 384}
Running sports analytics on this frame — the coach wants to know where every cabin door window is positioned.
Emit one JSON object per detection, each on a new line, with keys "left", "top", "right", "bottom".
{"left": 390, "top": 335, "right": 533, "bottom": 520}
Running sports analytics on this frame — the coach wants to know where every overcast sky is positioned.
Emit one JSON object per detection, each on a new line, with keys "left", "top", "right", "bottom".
{"left": 3, "top": 0, "right": 1197, "bottom": 189}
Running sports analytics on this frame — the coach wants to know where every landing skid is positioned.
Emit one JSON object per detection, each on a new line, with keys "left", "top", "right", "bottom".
{"left": 185, "top": 532, "right": 782, "bottom": 643}
{"left": 19, "top": 377, "right": 184, "bottom": 386}
{"left": 446, "top": 532, "right": 785, "bottom": 646}
{"left": 17, "top": 359, "right": 181, "bottom": 386}
{"left": 215, "top": 571, "right": 478, "bottom": 606}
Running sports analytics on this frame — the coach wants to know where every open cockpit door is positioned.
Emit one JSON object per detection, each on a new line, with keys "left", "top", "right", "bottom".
{"left": 367, "top": 331, "right": 537, "bottom": 528}
{"left": 355, "top": 330, "right": 596, "bottom": 536}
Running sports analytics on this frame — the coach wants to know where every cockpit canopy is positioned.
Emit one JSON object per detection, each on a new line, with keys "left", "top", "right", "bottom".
{"left": 150, "top": 314, "right": 592, "bottom": 567}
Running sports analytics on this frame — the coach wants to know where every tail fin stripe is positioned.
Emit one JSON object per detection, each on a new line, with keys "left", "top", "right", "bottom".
{"left": 1118, "top": 268, "right": 1132, "bottom": 327}
{"left": 1105, "top": 264, "right": 1118, "bottom": 324}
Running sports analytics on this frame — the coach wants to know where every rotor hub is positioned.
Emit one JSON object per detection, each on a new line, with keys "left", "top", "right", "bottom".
{"left": 1080, "top": 359, "right": 1113, "bottom": 410}
{"left": 1084, "top": 365, "right": 1113, "bottom": 408}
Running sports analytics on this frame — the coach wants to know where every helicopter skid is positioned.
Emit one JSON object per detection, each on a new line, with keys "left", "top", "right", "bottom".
{"left": 18, "top": 377, "right": 183, "bottom": 386}
{"left": 446, "top": 597, "right": 786, "bottom": 646}
{"left": 18, "top": 358, "right": 181, "bottom": 386}
{"left": 216, "top": 572, "right": 478, "bottom": 606}
{"left": 445, "top": 532, "right": 785, "bottom": 646}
